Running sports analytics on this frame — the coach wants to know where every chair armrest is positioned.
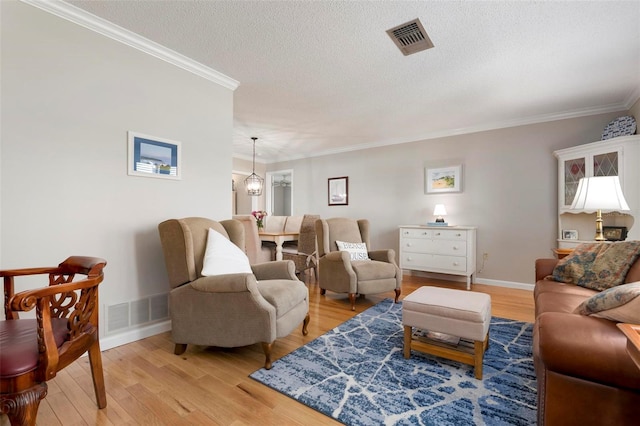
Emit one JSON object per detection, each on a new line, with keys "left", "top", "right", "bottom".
{"left": 368, "top": 249, "right": 397, "bottom": 264}
{"left": 190, "top": 273, "right": 259, "bottom": 293}
{"left": 251, "top": 261, "right": 297, "bottom": 280}
{"left": 535, "top": 258, "right": 558, "bottom": 281}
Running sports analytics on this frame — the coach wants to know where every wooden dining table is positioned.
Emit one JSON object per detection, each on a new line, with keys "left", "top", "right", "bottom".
{"left": 258, "top": 231, "right": 299, "bottom": 261}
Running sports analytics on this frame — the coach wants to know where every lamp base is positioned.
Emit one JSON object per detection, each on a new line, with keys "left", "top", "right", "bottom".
{"left": 594, "top": 209, "right": 606, "bottom": 241}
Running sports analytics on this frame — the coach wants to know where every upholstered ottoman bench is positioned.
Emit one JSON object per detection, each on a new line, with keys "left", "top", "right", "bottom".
{"left": 402, "top": 286, "right": 491, "bottom": 379}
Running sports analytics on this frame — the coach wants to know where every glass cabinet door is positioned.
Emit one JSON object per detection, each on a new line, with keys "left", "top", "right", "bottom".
{"left": 563, "top": 157, "right": 585, "bottom": 207}
{"left": 593, "top": 151, "right": 618, "bottom": 177}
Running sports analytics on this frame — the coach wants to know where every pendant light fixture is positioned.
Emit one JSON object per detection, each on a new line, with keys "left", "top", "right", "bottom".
{"left": 245, "top": 137, "right": 264, "bottom": 196}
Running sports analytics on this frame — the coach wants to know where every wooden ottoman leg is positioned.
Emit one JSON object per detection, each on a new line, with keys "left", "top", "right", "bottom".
{"left": 474, "top": 340, "right": 484, "bottom": 379}
{"left": 403, "top": 325, "right": 412, "bottom": 359}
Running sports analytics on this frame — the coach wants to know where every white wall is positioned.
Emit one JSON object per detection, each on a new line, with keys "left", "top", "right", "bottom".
{"left": 1, "top": 2, "right": 234, "bottom": 343}
{"left": 269, "top": 112, "right": 628, "bottom": 285}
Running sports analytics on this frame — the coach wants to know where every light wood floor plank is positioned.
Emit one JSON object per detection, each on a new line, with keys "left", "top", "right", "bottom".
{"left": 29, "top": 274, "right": 534, "bottom": 425}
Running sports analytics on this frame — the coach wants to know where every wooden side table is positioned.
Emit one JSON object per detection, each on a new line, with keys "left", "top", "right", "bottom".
{"left": 617, "top": 323, "right": 640, "bottom": 371}
{"left": 552, "top": 248, "right": 573, "bottom": 259}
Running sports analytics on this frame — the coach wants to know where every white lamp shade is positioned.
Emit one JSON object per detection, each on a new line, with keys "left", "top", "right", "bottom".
{"left": 433, "top": 204, "right": 447, "bottom": 216}
{"left": 570, "top": 176, "right": 630, "bottom": 211}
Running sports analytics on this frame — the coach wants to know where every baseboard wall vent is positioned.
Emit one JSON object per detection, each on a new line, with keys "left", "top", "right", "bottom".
{"left": 106, "top": 293, "right": 169, "bottom": 334}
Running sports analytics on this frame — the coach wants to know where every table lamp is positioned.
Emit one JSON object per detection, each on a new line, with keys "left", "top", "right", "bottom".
{"left": 433, "top": 204, "right": 447, "bottom": 223}
{"left": 570, "top": 176, "right": 630, "bottom": 241}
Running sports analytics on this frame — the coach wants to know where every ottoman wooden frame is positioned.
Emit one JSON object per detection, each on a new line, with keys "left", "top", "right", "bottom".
{"left": 402, "top": 286, "right": 491, "bottom": 379}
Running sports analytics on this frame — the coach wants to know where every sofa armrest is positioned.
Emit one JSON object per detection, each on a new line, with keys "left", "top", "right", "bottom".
{"left": 535, "top": 258, "right": 558, "bottom": 281}
{"left": 536, "top": 312, "right": 640, "bottom": 390}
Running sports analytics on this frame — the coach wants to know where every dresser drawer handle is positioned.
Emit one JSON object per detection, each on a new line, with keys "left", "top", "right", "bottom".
{"left": 452, "top": 262, "right": 460, "bottom": 266}
{"left": 456, "top": 233, "right": 461, "bottom": 237}
{"left": 407, "top": 257, "right": 413, "bottom": 261}
{"left": 453, "top": 246, "right": 459, "bottom": 250}
{"left": 435, "top": 232, "right": 440, "bottom": 236}
{"left": 406, "top": 243, "right": 412, "bottom": 247}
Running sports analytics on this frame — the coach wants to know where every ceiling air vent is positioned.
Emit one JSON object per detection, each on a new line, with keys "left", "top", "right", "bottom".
{"left": 386, "top": 18, "right": 434, "bottom": 56}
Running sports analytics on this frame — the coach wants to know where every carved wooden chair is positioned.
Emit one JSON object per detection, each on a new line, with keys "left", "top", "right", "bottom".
{"left": 0, "top": 256, "right": 107, "bottom": 426}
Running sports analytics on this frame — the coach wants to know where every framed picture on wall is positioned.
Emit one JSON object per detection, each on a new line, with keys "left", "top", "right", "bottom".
{"left": 128, "top": 131, "right": 181, "bottom": 180}
{"left": 425, "top": 165, "right": 462, "bottom": 193}
{"left": 328, "top": 176, "right": 348, "bottom": 206}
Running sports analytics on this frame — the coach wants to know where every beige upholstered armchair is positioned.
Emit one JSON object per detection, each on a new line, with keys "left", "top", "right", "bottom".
{"left": 315, "top": 218, "right": 401, "bottom": 310}
{"left": 158, "top": 217, "right": 310, "bottom": 369}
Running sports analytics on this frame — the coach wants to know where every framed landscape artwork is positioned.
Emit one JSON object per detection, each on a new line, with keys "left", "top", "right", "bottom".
{"left": 328, "top": 177, "right": 348, "bottom": 206}
{"left": 425, "top": 165, "right": 462, "bottom": 193}
{"left": 128, "top": 131, "right": 181, "bottom": 180}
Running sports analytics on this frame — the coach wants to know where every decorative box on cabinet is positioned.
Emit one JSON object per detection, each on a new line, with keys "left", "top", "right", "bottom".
{"left": 554, "top": 135, "right": 639, "bottom": 248}
{"left": 399, "top": 226, "right": 477, "bottom": 290}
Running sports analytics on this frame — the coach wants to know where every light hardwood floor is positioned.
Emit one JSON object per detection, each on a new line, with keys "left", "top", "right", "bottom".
{"left": 31, "top": 274, "right": 534, "bottom": 425}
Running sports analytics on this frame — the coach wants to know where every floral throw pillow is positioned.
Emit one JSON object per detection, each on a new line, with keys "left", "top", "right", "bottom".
{"left": 550, "top": 241, "right": 640, "bottom": 291}
{"left": 573, "top": 282, "right": 640, "bottom": 323}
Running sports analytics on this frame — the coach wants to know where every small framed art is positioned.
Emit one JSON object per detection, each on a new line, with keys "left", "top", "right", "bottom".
{"left": 603, "top": 226, "right": 627, "bottom": 241}
{"left": 128, "top": 131, "right": 181, "bottom": 180}
{"left": 425, "top": 165, "right": 462, "bottom": 193}
{"left": 328, "top": 177, "right": 348, "bottom": 206}
{"left": 562, "top": 230, "right": 578, "bottom": 240}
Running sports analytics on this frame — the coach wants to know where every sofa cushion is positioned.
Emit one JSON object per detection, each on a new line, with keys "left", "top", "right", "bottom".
{"left": 574, "top": 281, "right": 640, "bottom": 323}
{"left": 535, "top": 291, "right": 594, "bottom": 316}
{"left": 202, "top": 228, "right": 252, "bottom": 276}
{"left": 336, "top": 241, "right": 370, "bottom": 260}
{"left": 550, "top": 241, "right": 640, "bottom": 291}
{"left": 534, "top": 279, "right": 598, "bottom": 300}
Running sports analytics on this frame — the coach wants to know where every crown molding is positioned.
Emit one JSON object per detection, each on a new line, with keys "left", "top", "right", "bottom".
{"left": 263, "top": 101, "right": 631, "bottom": 163}
{"left": 21, "top": 0, "right": 239, "bottom": 91}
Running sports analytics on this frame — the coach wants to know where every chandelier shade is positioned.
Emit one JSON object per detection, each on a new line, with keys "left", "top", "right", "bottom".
{"left": 245, "top": 137, "right": 264, "bottom": 196}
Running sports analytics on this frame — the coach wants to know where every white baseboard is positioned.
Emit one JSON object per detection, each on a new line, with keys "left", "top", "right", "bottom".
{"left": 100, "top": 320, "right": 171, "bottom": 351}
{"left": 473, "top": 277, "right": 534, "bottom": 291}
{"left": 402, "top": 270, "right": 534, "bottom": 291}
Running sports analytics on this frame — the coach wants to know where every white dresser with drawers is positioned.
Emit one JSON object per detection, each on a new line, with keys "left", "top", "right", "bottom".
{"left": 398, "top": 225, "right": 477, "bottom": 289}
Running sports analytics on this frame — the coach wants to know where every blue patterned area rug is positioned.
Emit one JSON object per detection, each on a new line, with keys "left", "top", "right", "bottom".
{"left": 250, "top": 298, "right": 537, "bottom": 425}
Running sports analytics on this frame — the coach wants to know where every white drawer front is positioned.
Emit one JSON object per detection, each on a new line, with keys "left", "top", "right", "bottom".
{"left": 400, "top": 228, "right": 432, "bottom": 239}
{"left": 432, "top": 229, "right": 467, "bottom": 241}
{"left": 400, "top": 238, "right": 433, "bottom": 252}
{"left": 431, "top": 241, "right": 467, "bottom": 256}
{"left": 400, "top": 253, "right": 467, "bottom": 273}
{"left": 432, "top": 254, "right": 467, "bottom": 272}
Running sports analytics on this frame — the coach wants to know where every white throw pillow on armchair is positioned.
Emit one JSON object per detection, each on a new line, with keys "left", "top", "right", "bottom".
{"left": 202, "top": 228, "right": 252, "bottom": 276}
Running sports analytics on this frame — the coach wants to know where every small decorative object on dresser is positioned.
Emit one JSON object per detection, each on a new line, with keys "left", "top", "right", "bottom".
{"left": 562, "top": 229, "right": 578, "bottom": 240}
{"left": 427, "top": 204, "right": 448, "bottom": 226}
{"left": 399, "top": 225, "right": 477, "bottom": 289}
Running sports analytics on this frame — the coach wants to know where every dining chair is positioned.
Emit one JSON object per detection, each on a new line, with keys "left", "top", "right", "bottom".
{"left": 283, "top": 214, "right": 320, "bottom": 281}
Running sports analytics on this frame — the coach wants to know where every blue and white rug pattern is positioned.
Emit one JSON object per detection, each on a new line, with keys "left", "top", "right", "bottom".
{"left": 251, "top": 299, "right": 536, "bottom": 425}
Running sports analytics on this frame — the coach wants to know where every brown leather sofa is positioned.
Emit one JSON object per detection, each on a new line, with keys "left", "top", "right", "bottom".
{"left": 533, "top": 257, "right": 640, "bottom": 426}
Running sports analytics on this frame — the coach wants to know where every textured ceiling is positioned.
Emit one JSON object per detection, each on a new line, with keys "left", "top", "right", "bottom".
{"left": 66, "top": 0, "right": 640, "bottom": 163}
